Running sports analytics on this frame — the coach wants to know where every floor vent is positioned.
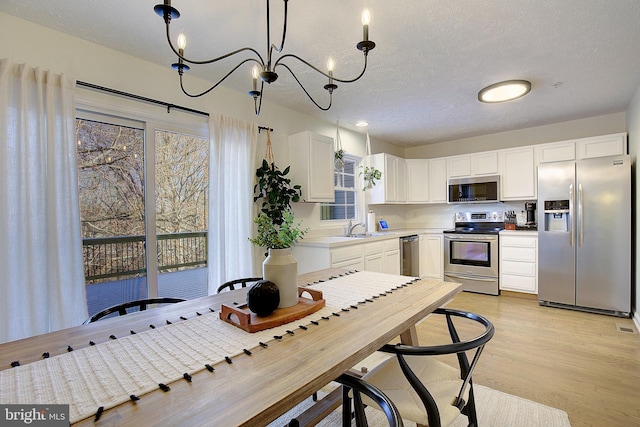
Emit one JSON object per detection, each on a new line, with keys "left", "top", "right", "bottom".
{"left": 616, "top": 323, "right": 637, "bottom": 334}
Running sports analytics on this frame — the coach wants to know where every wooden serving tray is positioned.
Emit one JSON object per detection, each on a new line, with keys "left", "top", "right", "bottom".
{"left": 220, "top": 287, "right": 325, "bottom": 333}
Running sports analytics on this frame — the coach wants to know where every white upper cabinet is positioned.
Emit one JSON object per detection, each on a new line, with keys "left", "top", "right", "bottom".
{"left": 536, "top": 133, "right": 626, "bottom": 164}
{"left": 406, "top": 159, "right": 429, "bottom": 203}
{"left": 576, "top": 133, "right": 626, "bottom": 159}
{"left": 367, "top": 153, "right": 407, "bottom": 204}
{"left": 499, "top": 147, "right": 536, "bottom": 200}
{"left": 474, "top": 151, "right": 500, "bottom": 176}
{"left": 536, "top": 140, "right": 576, "bottom": 164}
{"left": 288, "top": 131, "right": 334, "bottom": 202}
{"left": 447, "top": 151, "right": 498, "bottom": 179}
{"left": 429, "top": 158, "right": 448, "bottom": 203}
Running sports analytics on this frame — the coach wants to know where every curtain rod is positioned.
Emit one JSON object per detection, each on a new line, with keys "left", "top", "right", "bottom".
{"left": 76, "top": 80, "right": 210, "bottom": 117}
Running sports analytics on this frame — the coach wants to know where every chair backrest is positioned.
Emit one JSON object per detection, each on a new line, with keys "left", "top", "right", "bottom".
{"left": 216, "top": 277, "right": 262, "bottom": 293}
{"left": 335, "top": 373, "right": 403, "bottom": 427}
{"left": 83, "top": 297, "right": 186, "bottom": 324}
{"left": 379, "top": 308, "right": 494, "bottom": 427}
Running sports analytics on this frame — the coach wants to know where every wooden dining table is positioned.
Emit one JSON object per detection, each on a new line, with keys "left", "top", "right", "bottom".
{"left": 0, "top": 268, "right": 461, "bottom": 426}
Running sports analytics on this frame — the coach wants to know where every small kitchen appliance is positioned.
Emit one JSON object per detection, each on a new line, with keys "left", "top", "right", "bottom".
{"left": 525, "top": 201, "right": 536, "bottom": 225}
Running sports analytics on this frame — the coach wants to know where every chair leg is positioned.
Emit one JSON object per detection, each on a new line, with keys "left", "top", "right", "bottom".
{"left": 462, "top": 384, "right": 478, "bottom": 427}
{"left": 342, "top": 385, "right": 352, "bottom": 426}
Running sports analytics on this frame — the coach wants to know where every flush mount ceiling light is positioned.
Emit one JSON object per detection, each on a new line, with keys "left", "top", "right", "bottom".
{"left": 478, "top": 80, "right": 531, "bottom": 103}
{"left": 154, "top": 0, "right": 376, "bottom": 116}
{"left": 356, "top": 121, "right": 369, "bottom": 127}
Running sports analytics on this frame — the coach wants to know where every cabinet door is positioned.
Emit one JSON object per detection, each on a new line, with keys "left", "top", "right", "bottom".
{"left": 474, "top": 151, "right": 499, "bottom": 175}
{"left": 500, "top": 147, "right": 536, "bottom": 200}
{"left": 576, "top": 133, "right": 626, "bottom": 159}
{"left": 447, "top": 155, "right": 472, "bottom": 178}
{"left": 383, "top": 250, "right": 400, "bottom": 275}
{"left": 395, "top": 157, "right": 407, "bottom": 202}
{"left": 428, "top": 158, "right": 447, "bottom": 203}
{"left": 536, "top": 141, "right": 575, "bottom": 164}
{"left": 288, "top": 132, "right": 334, "bottom": 202}
{"left": 420, "top": 234, "right": 443, "bottom": 279}
{"left": 364, "top": 253, "right": 383, "bottom": 273}
{"left": 406, "top": 159, "right": 429, "bottom": 203}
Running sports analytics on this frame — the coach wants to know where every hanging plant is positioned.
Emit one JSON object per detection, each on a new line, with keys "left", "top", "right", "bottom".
{"left": 334, "top": 120, "right": 345, "bottom": 170}
{"left": 334, "top": 148, "right": 345, "bottom": 169}
{"left": 253, "top": 159, "right": 302, "bottom": 225}
{"left": 360, "top": 165, "right": 382, "bottom": 191}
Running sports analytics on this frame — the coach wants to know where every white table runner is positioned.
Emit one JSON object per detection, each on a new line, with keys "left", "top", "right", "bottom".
{"left": 0, "top": 271, "right": 417, "bottom": 423}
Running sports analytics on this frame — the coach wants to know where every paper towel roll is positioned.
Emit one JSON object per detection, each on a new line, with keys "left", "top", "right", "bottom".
{"left": 367, "top": 211, "right": 376, "bottom": 233}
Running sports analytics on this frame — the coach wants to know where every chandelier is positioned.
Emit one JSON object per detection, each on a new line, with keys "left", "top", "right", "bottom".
{"left": 154, "top": 0, "right": 376, "bottom": 115}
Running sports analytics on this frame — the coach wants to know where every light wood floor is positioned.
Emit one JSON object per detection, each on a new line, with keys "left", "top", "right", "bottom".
{"left": 412, "top": 291, "right": 640, "bottom": 427}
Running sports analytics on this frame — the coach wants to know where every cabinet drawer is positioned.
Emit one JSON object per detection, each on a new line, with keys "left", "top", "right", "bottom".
{"left": 364, "top": 242, "right": 383, "bottom": 256}
{"left": 501, "top": 236, "right": 537, "bottom": 248}
{"left": 331, "top": 246, "right": 363, "bottom": 264}
{"left": 502, "top": 260, "right": 536, "bottom": 276}
{"left": 501, "top": 274, "right": 537, "bottom": 293}
{"left": 383, "top": 239, "right": 399, "bottom": 252}
{"left": 501, "top": 246, "right": 536, "bottom": 262}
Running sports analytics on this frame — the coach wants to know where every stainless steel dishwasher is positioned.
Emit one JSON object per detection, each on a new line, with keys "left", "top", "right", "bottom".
{"left": 400, "top": 235, "right": 420, "bottom": 276}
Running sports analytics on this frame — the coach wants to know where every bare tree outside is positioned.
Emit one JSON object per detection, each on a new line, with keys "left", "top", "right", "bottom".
{"left": 76, "top": 119, "right": 209, "bottom": 285}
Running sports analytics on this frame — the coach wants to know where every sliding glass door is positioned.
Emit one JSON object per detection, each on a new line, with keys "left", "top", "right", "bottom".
{"left": 76, "top": 112, "right": 209, "bottom": 316}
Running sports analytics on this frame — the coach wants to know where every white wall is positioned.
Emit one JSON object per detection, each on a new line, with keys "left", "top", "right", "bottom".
{"left": 626, "top": 84, "right": 640, "bottom": 329}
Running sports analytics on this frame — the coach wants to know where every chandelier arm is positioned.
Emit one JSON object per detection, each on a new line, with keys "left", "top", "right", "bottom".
{"left": 254, "top": 81, "right": 265, "bottom": 116}
{"left": 278, "top": 63, "right": 332, "bottom": 111}
{"left": 274, "top": 53, "right": 369, "bottom": 84}
{"left": 164, "top": 23, "right": 265, "bottom": 67}
{"left": 178, "top": 58, "right": 258, "bottom": 98}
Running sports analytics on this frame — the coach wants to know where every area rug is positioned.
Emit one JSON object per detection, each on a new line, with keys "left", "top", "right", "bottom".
{"left": 269, "top": 384, "right": 571, "bottom": 426}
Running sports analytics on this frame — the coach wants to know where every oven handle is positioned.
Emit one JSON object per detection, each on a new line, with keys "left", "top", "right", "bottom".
{"left": 444, "top": 273, "right": 497, "bottom": 282}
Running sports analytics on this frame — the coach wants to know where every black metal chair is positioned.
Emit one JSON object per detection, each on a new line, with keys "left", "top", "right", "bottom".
{"left": 360, "top": 308, "right": 494, "bottom": 427}
{"left": 287, "top": 373, "right": 403, "bottom": 427}
{"left": 216, "top": 277, "right": 262, "bottom": 293}
{"left": 83, "top": 297, "right": 186, "bottom": 324}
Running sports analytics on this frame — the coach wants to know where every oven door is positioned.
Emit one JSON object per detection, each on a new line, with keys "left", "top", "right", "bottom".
{"left": 444, "top": 234, "right": 499, "bottom": 278}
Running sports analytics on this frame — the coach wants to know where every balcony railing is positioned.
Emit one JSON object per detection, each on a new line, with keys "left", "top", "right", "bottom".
{"left": 82, "top": 232, "right": 207, "bottom": 283}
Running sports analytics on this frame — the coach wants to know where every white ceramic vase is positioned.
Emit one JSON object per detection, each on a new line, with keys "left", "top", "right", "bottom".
{"left": 262, "top": 248, "right": 299, "bottom": 308}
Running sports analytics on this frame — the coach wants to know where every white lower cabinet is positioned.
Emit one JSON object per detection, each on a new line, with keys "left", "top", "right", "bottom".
{"left": 419, "top": 233, "right": 443, "bottom": 279}
{"left": 500, "top": 233, "right": 538, "bottom": 293}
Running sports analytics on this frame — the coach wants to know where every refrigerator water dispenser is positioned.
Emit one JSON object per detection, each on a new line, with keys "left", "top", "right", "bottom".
{"left": 543, "top": 200, "right": 570, "bottom": 232}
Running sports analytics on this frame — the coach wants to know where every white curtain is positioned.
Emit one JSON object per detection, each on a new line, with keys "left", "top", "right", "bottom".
{"left": 0, "top": 59, "right": 87, "bottom": 344}
{"left": 208, "top": 114, "right": 258, "bottom": 293}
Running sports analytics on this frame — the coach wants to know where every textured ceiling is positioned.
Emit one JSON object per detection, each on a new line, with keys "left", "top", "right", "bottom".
{"left": 2, "top": 0, "right": 640, "bottom": 146}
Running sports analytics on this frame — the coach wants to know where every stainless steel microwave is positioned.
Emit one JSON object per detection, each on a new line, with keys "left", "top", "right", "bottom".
{"left": 448, "top": 175, "right": 500, "bottom": 203}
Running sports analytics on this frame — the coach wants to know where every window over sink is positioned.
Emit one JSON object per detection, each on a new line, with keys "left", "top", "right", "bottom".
{"left": 321, "top": 155, "right": 359, "bottom": 221}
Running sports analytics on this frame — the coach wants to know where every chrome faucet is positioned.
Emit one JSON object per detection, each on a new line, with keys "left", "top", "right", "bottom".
{"left": 346, "top": 218, "right": 366, "bottom": 237}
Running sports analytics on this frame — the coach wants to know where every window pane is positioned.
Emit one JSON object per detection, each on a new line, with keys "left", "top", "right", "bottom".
{"left": 321, "top": 156, "right": 359, "bottom": 221}
{"left": 155, "top": 130, "right": 209, "bottom": 300}
{"left": 76, "top": 118, "right": 147, "bottom": 316}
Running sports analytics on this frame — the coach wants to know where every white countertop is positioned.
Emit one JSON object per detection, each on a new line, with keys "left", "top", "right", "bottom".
{"left": 500, "top": 229, "right": 538, "bottom": 236}
{"left": 296, "top": 228, "right": 446, "bottom": 248}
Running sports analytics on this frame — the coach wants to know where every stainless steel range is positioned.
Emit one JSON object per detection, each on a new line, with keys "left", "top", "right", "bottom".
{"left": 443, "top": 212, "right": 505, "bottom": 296}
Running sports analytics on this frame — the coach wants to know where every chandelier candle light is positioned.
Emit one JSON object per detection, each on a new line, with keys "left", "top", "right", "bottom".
{"left": 154, "top": 0, "right": 376, "bottom": 115}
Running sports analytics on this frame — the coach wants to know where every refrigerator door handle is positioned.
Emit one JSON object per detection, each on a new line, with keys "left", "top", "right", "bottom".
{"left": 578, "top": 183, "right": 583, "bottom": 247}
{"left": 569, "top": 183, "right": 574, "bottom": 247}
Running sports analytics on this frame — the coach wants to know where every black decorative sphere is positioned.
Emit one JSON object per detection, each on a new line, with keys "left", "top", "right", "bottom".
{"left": 247, "top": 280, "right": 280, "bottom": 316}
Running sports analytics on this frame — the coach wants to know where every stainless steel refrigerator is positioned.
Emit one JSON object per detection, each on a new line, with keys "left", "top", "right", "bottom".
{"left": 537, "top": 155, "right": 631, "bottom": 317}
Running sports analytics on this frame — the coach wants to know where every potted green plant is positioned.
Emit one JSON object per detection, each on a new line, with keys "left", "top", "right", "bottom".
{"left": 360, "top": 165, "right": 382, "bottom": 191}
{"left": 253, "top": 159, "right": 302, "bottom": 225}
{"left": 249, "top": 212, "right": 308, "bottom": 250}
{"left": 251, "top": 160, "right": 307, "bottom": 308}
